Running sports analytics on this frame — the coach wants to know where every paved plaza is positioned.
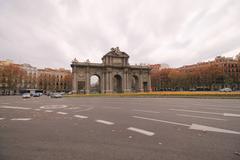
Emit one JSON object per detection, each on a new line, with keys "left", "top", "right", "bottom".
{"left": 0, "top": 96, "right": 240, "bottom": 160}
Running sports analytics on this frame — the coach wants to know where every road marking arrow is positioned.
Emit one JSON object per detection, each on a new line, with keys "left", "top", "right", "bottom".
{"left": 133, "top": 116, "right": 240, "bottom": 135}
{"left": 223, "top": 113, "right": 240, "bottom": 117}
{"left": 170, "top": 109, "right": 240, "bottom": 118}
{"left": 189, "top": 124, "right": 240, "bottom": 135}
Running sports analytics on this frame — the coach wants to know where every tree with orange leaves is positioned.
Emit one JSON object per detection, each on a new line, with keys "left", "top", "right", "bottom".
{"left": 0, "top": 63, "right": 26, "bottom": 94}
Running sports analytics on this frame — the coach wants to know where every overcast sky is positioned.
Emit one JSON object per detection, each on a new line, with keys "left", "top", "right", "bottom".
{"left": 0, "top": 0, "right": 240, "bottom": 69}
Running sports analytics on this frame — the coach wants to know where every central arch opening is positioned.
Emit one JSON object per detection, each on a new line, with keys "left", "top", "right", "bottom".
{"left": 113, "top": 75, "right": 122, "bottom": 93}
{"left": 90, "top": 75, "right": 100, "bottom": 93}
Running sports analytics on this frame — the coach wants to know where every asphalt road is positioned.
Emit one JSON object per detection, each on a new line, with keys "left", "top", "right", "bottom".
{"left": 0, "top": 96, "right": 240, "bottom": 160}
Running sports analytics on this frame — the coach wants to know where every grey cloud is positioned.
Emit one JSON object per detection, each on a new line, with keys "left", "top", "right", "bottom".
{"left": 0, "top": 0, "right": 240, "bottom": 69}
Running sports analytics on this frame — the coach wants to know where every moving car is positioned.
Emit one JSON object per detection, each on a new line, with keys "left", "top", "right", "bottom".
{"left": 59, "top": 92, "right": 65, "bottom": 95}
{"left": 22, "top": 93, "right": 31, "bottom": 98}
{"left": 32, "top": 93, "right": 41, "bottom": 97}
{"left": 219, "top": 88, "right": 232, "bottom": 92}
{"left": 50, "top": 93, "right": 62, "bottom": 98}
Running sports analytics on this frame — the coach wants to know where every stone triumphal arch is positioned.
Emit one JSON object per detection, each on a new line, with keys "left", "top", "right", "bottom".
{"left": 71, "top": 47, "right": 151, "bottom": 94}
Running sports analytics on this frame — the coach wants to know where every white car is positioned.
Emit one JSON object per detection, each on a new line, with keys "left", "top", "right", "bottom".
{"left": 219, "top": 88, "right": 232, "bottom": 92}
{"left": 50, "top": 93, "right": 62, "bottom": 98}
{"left": 22, "top": 93, "right": 31, "bottom": 98}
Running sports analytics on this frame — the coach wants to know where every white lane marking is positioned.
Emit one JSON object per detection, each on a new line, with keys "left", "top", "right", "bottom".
{"left": 45, "top": 110, "right": 53, "bottom": 113}
{"left": 189, "top": 124, "right": 240, "bottom": 135}
{"left": 133, "top": 109, "right": 160, "bottom": 114}
{"left": 176, "top": 114, "right": 227, "bottom": 121}
{"left": 223, "top": 113, "right": 240, "bottom": 117}
{"left": 193, "top": 103, "right": 240, "bottom": 109}
{"left": 169, "top": 109, "right": 221, "bottom": 115}
{"left": 133, "top": 116, "right": 240, "bottom": 135}
{"left": 192, "top": 103, "right": 219, "bottom": 107}
{"left": 170, "top": 109, "right": 240, "bottom": 118}
{"left": 67, "top": 107, "right": 80, "bottom": 110}
{"left": 0, "top": 106, "right": 31, "bottom": 110}
{"left": 200, "top": 108, "right": 240, "bottom": 112}
{"left": 102, "top": 106, "right": 120, "bottom": 109}
{"left": 1, "top": 103, "right": 9, "bottom": 105}
{"left": 57, "top": 112, "right": 68, "bottom": 115}
{"left": 0, "top": 118, "right": 5, "bottom": 120}
{"left": 73, "top": 115, "right": 88, "bottom": 119}
{"left": 40, "top": 105, "right": 67, "bottom": 109}
{"left": 133, "top": 116, "right": 190, "bottom": 127}
{"left": 75, "top": 106, "right": 94, "bottom": 112}
{"left": 96, "top": 120, "right": 114, "bottom": 125}
{"left": 34, "top": 109, "right": 41, "bottom": 111}
{"left": 11, "top": 118, "right": 32, "bottom": 121}
{"left": 127, "top": 127, "right": 155, "bottom": 136}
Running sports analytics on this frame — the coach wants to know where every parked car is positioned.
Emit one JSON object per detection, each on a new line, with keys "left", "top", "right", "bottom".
{"left": 47, "top": 92, "right": 53, "bottom": 96}
{"left": 59, "top": 92, "right": 65, "bottom": 95}
{"left": 32, "top": 93, "right": 41, "bottom": 97}
{"left": 22, "top": 93, "right": 31, "bottom": 98}
{"left": 50, "top": 93, "right": 62, "bottom": 98}
{"left": 219, "top": 88, "right": 232, "bottom": 92}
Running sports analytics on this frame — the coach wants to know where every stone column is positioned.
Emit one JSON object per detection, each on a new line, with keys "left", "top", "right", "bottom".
{"left": 109, "top": 71, "right": 113, "bottom": 93}
{"left": 106, "top": 72, "right": 109, "bottom": 92}
{"left": 72, "top": 66, "right": 77, "bottom": 93}
{"left": 105, "top": 71, "right": 111, "bottom": 93}
{"left": 85, "top": 67, "right": 90, "bottom": 94}
{"left": 148, "top": 72, "right": 152, "bottom": 92}
{"left": 139, "top": 71, "right": 144, "bottom": 92}
{"left": 123, "top": 70, "right": 126, "bottom": 92}
{"left": 122, "top": 70, "right": 126, "bottom": 92}
{"left": 124, "top": 70, "right": 130, "bottom": 92}
{"left": 101, "top": 72, "right": 105, "bottom": 93}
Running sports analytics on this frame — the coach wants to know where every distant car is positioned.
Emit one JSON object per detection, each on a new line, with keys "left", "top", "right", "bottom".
{"left": 32, "top": 93, "right": 40, "bottom": 97}
{"left": 59, "top": 92, "right": 65, "bottom": 95}
{"left": 50, "top": 93, "right": 62, "bottom": 98}
{"left": 22, "top": 93, "right": 31, "bottom": 98}
{"left": 47, "top": 92, "right": 52, "bottom": 96}
{"left": 219, "top": 88, "right": 232, "bottom": 92}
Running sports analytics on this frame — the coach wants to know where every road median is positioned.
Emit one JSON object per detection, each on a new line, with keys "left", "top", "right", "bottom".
{"left": 65, "top": 91, "right": 240, "bottom": 99}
